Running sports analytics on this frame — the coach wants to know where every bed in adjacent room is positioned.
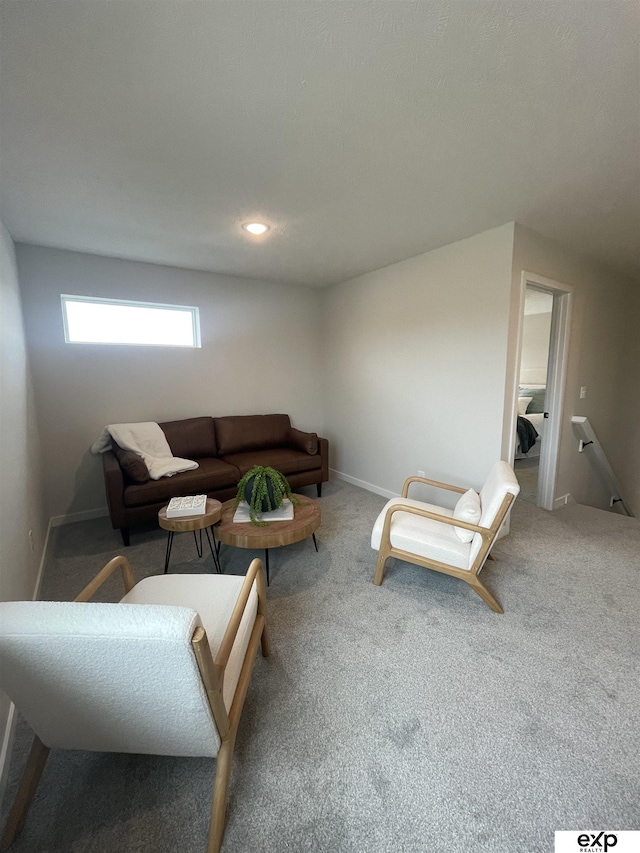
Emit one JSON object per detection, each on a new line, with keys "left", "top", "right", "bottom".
{"left": 516, "top": 385, "right": 546, "bottom": 458}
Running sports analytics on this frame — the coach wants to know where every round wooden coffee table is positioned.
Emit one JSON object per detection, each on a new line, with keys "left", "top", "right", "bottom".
{"left": 158, "top": 498, "right": 222, "bottom": 574}
{"left": 216, "top": 495, "right": 321, "bottom": 585}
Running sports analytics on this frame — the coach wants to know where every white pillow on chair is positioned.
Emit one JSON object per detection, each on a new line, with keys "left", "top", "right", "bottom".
{"left": 453, "top": 489, "right": 481, "bottom": 542}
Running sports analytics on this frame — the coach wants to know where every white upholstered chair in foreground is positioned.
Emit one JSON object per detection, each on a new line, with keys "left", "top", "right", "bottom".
{"left": 371, "top": 461, "right": 520, "bottom": 613}
{"left": 0, "top": 556, "right": 269, "bottom": 853}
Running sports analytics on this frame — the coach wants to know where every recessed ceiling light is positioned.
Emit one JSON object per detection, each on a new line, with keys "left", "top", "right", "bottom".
{"left": 243, "top": 222, "right": 269, "bottom": 235}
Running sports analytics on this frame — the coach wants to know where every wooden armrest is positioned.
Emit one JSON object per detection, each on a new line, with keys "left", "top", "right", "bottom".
{"left": 213, "top": 558, "right": 267, "bottom": 678}
{"left": 402, "top": 476, "right": 467, "bottom": 498}
{"left": 74, "top": 555, "right": 135, "bottom": 602}
{"left": 381, "top": 501, "right": 490, "bottom": 542}
{"left": 192, "top": 558, "right": 267, "bottom": 740}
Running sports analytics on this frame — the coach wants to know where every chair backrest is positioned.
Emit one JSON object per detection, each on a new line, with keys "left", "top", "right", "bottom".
{"left": 0, "top": 601, "right": 221, "bottom": 757}
{"left": 469, "top": 461, "right": 520, "bottom": 567}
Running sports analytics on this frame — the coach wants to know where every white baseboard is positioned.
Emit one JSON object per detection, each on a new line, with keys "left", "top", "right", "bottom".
{"left": 50, "top": 506, "right": 109, "bottom": 527}
{"left": 330, "top": 468, "right": 398, "bottom": 500}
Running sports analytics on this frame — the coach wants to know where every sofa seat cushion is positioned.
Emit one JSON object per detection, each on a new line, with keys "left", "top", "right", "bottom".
{"left": 214, "top": 414, "right": 291, "bottom": 455}
{"left": 371, "top": 497, "right": 471, "bottom": 571}
{"left": 221, "top": 447, "right": 322, "bottom": 478}
{"left": 124, "top": 458, "right": 240, "bottom": 507}
{"left": 158, "top": 417, "right": 217, "bottom": 459}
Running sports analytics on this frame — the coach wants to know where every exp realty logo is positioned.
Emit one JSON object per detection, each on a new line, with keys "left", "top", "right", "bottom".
{"left": 577, "top": 834, "right": 618, "bottom": 851}
{"left": 555, "top": 831, "right": 640, "bottom": 853}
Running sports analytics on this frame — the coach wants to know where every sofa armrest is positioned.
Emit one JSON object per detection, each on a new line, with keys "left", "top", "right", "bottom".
{"left": 102, "top": 450, "right": 127, "bottom": 529}
{"left": 290, "top": 427, "right": 318, "bottom": 455}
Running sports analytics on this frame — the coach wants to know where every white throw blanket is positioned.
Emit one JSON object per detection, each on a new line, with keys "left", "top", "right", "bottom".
{"left": 91, "top": 422, "right": 199, "bottom": 480}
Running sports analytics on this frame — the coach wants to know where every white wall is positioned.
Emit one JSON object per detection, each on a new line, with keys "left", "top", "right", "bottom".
{"left": 16, "top": 245, "right": 324, "bottom": 521}
{"left": 508, "top": 224, "right": 638, "bottom": 514}
{"left": 323, "top": 224, "right": 516, "bottom": 503}
{"left": 520, "top": 311, "right": 551, "bottom": 385}
{"left": 14, "top": 226, "right": 639, "bottom": 526}
{"left": 0, "top": 222, "right": 47, "bottom": 786}
{"left": 613, "top": 282, "right": 640, "bottom": 515}
{"left": 0, "top": 228, "right": 47, "bottom": 598}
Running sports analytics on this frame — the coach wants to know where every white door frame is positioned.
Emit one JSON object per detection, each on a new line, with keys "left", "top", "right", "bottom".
{"left": 509, "top": 272, "right": 573, "bottom": 510}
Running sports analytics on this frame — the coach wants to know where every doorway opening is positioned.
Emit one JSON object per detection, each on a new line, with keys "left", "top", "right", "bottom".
{"left": 511, "top": 273, "right": 572, "bottom": 510}
{"left": 514, "top": 286, "right": 552, "bottom": 503}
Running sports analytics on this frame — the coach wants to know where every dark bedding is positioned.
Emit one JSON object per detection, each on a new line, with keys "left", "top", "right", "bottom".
{"left": 517, "top": 415, "right": 539, "bottom": 454}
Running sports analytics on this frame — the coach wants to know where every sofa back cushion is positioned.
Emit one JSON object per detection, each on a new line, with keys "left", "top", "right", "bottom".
{"left": 215, "top": 414, "right": 291, "bottom": 455}
{"left": 159, "top": 417, "right": 217, "bottom": 459}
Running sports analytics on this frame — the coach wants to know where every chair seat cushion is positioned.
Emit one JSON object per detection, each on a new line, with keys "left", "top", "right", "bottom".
{"left": 121, "top": 573, "right": 258, "bottom": 712}
{"left": 371, "top": 497, "right": 471, "bottom": 571}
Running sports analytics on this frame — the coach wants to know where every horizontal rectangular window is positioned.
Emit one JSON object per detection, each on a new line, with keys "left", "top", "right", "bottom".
{"left": 61, "top": 295, "right": 201, "bottom": 347}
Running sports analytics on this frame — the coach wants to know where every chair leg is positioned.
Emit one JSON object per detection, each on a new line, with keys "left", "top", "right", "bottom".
{"left": 260, "top": 621, "right": 271, "bottom": 658}
{"left": 467, "top": 577, "right": 503, "bottom": 614}
{"left": 207, "top": 731, "right": 237, "bottom": 853}
{"left": 0, "top": 736, "right": 50, "bottom": 851}
{"left": 373, "top": 550, "right": 388, "bottom": 586}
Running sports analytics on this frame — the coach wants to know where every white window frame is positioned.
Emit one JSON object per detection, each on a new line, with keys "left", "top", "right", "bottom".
{"left": 61, "top": 294, "right": 201, "bottom": 348}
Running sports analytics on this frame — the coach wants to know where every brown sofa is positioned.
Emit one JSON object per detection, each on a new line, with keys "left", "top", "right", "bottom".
{"left": 102, "top": 414, "right": 329, "bottom": 545}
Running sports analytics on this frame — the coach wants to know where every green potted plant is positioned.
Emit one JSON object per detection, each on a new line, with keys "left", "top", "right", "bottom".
{"left": 234, "top": 465, "right": 298, "bottom": 526}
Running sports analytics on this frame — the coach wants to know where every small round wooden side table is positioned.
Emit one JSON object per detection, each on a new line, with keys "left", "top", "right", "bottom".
{"left": 158, "top": 498, "right": 222, "bottom": 574}
{"left": 215, "top": 495, "right": 321, "bottom": 585}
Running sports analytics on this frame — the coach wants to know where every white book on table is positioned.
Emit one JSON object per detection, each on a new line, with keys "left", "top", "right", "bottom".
{"left": 166, "top": 495, "right": 207, "bottom": 518}
{"left": 233, "top": 499, "right": 294, "bottom": 523}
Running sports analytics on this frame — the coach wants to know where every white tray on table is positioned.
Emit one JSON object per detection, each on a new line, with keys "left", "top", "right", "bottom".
{"left": 233, "top": 499, "right": 294, "bottom": 523}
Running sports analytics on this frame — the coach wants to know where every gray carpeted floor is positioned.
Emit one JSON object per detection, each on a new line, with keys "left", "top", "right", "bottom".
{"left": 2, "top": 481, "right": 639, "bottom": 852}
{"left": 514, "top": 456, "right": 539, "bottom": 505}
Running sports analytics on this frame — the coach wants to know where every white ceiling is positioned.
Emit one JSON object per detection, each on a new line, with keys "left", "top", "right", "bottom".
{"left": 1, "top": 1, "right": 638, "bottom": 287}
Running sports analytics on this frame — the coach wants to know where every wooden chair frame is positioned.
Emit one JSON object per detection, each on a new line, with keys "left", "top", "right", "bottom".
{"left": 1, "top": 556, "right": 270, "bottom": 853}
{"left": 373, "top": 475, "right": 515, "bottom": 613}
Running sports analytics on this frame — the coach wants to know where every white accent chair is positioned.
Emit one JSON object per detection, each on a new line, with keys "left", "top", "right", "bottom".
{"left": 0, "top": 556, "right": 270, "bottom": 853}
{"left": 371, "top": 461, "right": 520, "bottom": 613}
